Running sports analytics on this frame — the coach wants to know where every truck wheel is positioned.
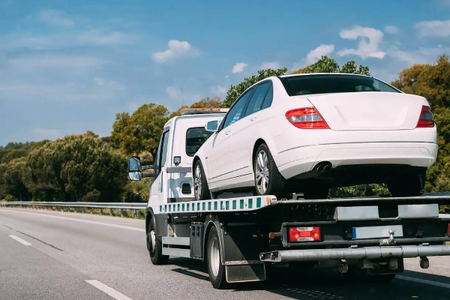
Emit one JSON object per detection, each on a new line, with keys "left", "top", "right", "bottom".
{"left": 387, "top": 170, "right": 425, "bottom": 197}
{"left": 254, "top": 143, "right": 287, "bottom": 198}
{"left": 147, "top": 218, "right": 169, "bottom": 265}
{"left": 207, "top": 226, "right": 228, "bottom": 289}
{"left": 194, "top": 160, "right": 210, "bottom": 201}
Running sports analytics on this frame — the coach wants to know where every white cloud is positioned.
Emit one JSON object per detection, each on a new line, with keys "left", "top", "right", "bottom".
{"left": 387, "top": 44, "right": 449, "bottom": 64}
{"left": 7, "top": 55, "right": 108, "bottom": 73}
{"left": 152, "top": 40, "right": 199, "bottom": 63}
{"left": 93, "top": 77, "right": 126, "bottom": 91}
{"left": 76, "top": 30, "right": 139, "bottom": 45}
{"left": 211, "top": 86, "right": 227, "bottom": 95}
{"left": 305, "top": 44, "right": 335, "bottom": 64}
{"left": 337, "top": 26, "right": 386, "bottom": 59}
{"left": 32, "top": 128, "right": 63, "bottom": 140}
{"left": 232, "top": 62, "right": 248, "bottom": 73}
{"left": 36, "top": 9, "right": 74, "bottom": 27}
{"left": 260, "top": 61, "right": 281, "bottom": 70}
{"left": 384, "top": 25, "right": 400, "bottom": 34}
{"left": 415, "top": 18, "right": 450, "bottom": 38}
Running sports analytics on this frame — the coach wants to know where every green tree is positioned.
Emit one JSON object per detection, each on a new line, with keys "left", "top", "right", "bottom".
{"left": 111, "top": 103, "right": 170, "bottom": 156}
{"left": 191, "top": 97, "right": 223, "bottom": 108}
{"left": 291, "top": 56, "right": 371, "bottom": 75}
{"left": 25, "top": 133, "right": 127, "bottom": 202}
{"left": 223, "top": 68, "right": 288, "bottom": 107}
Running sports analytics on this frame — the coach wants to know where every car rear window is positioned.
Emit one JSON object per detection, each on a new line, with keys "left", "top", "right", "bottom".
{"left": 186, "top": 127, "right": 214, "bottom": 157}
{"left": 279, "top": 74, "right": 401, "bottom": 96}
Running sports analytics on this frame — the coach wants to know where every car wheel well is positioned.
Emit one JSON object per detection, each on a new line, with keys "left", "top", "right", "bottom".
{"left": 252, "top": 139, "right": 267, "bottom": 171}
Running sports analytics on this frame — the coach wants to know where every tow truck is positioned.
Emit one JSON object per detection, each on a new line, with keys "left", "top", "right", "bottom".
{"left": 127, "top": 108, "right": 450, "bottom": 289}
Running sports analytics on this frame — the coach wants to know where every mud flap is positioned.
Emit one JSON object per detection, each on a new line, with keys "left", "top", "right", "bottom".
{"left": 225, "top": 263, "right": 266, "bottom": 283}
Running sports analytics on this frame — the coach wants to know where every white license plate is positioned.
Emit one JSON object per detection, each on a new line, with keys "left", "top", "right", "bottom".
{"left": 352, "top": 225, "right": 403, "bottom": 239}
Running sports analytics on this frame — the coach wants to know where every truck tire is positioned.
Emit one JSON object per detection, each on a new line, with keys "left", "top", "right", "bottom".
{"left": 148, "top": 218, "right": 169, "bottom": 265}
{"left": 254, "top": 143, "right": 287, "bottom": 198}
{"left": 207, "top": 226, "right": 228, "bottom": 289}
{"left": 387, "top": 170, "right": 425, "bottom": 197}
{"left": 194, "top": 160, "right": 210, "bottom": 201}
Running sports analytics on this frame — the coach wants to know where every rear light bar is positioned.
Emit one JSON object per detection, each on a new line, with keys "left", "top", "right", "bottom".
{"left": 416, "top": 105, "right": 434, "bottom": 128}
{"left": 285, "top": 107, "right": 330, "bottom": 129}
{"left": 289, "top": 227, "right": 321, "bottom": 242}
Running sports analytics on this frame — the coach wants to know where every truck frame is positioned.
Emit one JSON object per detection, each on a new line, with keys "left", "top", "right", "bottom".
{"left": 127, "top": 108, "right": 450, "bottom": 289}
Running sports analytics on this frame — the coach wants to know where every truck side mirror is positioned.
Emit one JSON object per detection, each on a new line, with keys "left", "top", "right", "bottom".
{"left": 205, "top": 120, "right": 219, "bottom": 132}
{"left": 128, "top": 156, "right": 143, "bottom": 181}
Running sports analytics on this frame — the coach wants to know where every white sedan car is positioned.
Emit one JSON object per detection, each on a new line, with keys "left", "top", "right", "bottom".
{"left": 192, "top": 73, "right": 437, "bottom": 200}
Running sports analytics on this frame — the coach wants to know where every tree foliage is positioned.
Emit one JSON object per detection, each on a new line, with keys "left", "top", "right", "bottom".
{"left": 111, "top": 103, "right": 170, "bottom": 156}
{"left": 291, "top": 56, "right": 371, "bottom": 75}
{"left": 223, "top": 68, "right": 288, "bottom": 107}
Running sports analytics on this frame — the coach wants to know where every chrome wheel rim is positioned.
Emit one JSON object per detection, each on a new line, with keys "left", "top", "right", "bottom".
{"left": 209, "top": 238, "right": 220, "bottom": 277}
{"left": 150, "top": 229, "right": 156, "bottom": 253}
{"left": 255, "top": 150, "right": 269, "bottom": 194}
{"left": 194, "top": 164, "right": 202, "bottom": 200}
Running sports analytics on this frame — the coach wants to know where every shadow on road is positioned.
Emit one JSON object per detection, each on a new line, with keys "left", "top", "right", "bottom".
{"left": 168, "top": 258, "right": 450, "bottom": 300}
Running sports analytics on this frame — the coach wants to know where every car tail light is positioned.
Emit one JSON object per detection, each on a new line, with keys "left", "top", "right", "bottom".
{"left": 289, "top": 227, "right": 321, "bottom": 242}
{"left": 416, "top": 105, "right": 434, "bottom": 128}
{"left": 285, "top": 107, "right": 329, "bottom": 129}
{"left": 448, "top": 223, "right": 450, "bottom": 236}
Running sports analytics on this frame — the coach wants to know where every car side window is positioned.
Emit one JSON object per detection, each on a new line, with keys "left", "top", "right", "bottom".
{"left": 221, "top": 88, "right": 253, "bottom": 129}
{"left": 244, "top": 82, "right": 271, "bottom": 117}
{"left": 261, "top": 84, "right": 273, "bottom": 110}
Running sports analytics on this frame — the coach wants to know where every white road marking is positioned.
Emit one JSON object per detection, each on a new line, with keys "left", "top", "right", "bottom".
{"left": 9, "top": 235, "right": 32, "bottom": 246}
{"left": 397, "top": 275, "right": 450, "bottom": 289}
{"left": 86, "top": 280, "right": 133, "bottom": 300}
{"left": 1, "top": 210, "right": 145, "bottom": 232}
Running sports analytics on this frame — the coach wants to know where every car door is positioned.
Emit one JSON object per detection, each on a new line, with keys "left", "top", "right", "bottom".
{"left": 229, "top": 81, "right": 272, "bottom": 181}
{"left": 205, "top": 88, "right": 254, "bottom": 187}
{"left": 148, "top": 127, "right": 170, "bottom": 207}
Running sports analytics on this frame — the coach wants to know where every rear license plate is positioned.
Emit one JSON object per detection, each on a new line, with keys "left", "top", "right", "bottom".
{"left": 352, "top": 225, "right": 403, "bottom": 239}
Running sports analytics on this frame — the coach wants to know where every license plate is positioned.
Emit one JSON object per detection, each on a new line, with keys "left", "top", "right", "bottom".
{"left": 352, "top": 225, "right": 403, "bottom": 239}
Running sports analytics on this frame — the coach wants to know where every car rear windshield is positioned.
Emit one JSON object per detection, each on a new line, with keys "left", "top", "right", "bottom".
{"left": 186, "top": 127, "right": 214, "bottom": 157}
{"left": 279, "top": 74, "right": 401, "bottom": 96}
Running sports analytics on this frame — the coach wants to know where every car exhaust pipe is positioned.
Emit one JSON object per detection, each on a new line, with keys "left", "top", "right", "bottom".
{"left": 313, "top": 161, "right": 332, "bottom": 173}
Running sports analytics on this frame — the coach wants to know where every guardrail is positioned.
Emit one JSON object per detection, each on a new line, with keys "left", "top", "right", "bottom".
{"left": 0, "top": 201, "right": 147, "bottom": 218}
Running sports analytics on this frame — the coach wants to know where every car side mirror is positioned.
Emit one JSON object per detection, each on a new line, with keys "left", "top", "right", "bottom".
{"left": 205, "top": 120, "right": 219, "bottom": 132}
{"left": 128, "top": 156, "right": 143, "bottom": 181}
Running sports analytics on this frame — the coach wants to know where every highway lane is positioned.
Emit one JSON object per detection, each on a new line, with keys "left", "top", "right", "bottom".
{"left": 0, "top": 208, "right": 450, "bottom": 300}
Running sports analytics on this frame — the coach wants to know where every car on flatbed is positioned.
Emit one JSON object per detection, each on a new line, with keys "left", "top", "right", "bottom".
{"left": 192, "top": 73, "right": 437, "bottom": 201}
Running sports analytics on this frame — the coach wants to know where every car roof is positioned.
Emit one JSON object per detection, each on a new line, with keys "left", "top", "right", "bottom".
{"left": 278, "top": 72, "right": 373, "bottom": 78}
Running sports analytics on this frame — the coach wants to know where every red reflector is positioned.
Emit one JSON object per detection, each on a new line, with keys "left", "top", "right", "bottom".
{"left": 285, "top": 107, "right": 330, "bottom": 129}
{"left": 448, "top": 223, "right": 450, "bottom": 236}
{"left": 289, "top": 227, "right": 321, "bottom": 242}
{"left": 416, "top": 105, "right": 434, "bottom": 128}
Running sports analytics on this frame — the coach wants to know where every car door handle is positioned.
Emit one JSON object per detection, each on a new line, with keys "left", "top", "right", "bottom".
{"left": 225, "top": 129, "right": 231, "bottom": 135}
{"left": 250, "top": 116, "right": 257, "bottom": 122}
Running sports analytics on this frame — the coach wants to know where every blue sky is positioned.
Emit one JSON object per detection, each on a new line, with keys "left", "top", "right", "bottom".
{"left": 1, "top": 0, "right": 450, "bottom": 146}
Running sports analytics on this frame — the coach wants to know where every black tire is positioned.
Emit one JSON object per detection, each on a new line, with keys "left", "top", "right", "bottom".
{"left": 253, "top": 143, "right": 287, "bottom": 198}
{"left": 387, "top": 170, "right": 426, "bottom": 197}
{"left": 147, "top": 218, "right": 169, "bottom": 265}
{"left": 194, "top": 159, "right": 211, "bottom": 201}
{"left": 207, "top": 226, "right": 228, "bottom": 289}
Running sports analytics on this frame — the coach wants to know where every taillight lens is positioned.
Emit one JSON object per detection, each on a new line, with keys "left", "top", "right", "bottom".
{"left": 285, "top": 107, "right": 329, "bottom": 129}
{"left": 289, "top": 227, "right": 321, "bottom": 242}
{"left": 416, "top": 105, "right": 434, "bottom": 128}
{"left": 447, "top": 223, "right": 450, "bottom": 236}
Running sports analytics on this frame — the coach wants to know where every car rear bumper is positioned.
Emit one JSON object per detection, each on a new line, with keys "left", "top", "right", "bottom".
{"left": 275, "top": 142, "right": 438, "bottom": 180}
{"left": 259, "top": 244, "right": 450, "bottom": 263}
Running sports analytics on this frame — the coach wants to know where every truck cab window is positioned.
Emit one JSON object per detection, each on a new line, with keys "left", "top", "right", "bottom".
{"left": 186, "top": 127, "right": 214, "bottom": 157}
{"left": 156, "top": 129, "right": 170, "bottom": 174}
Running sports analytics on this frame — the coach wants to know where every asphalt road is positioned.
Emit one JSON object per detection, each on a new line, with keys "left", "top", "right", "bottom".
{"left": 1, "top": 208, "right": 450, "bottom": 300}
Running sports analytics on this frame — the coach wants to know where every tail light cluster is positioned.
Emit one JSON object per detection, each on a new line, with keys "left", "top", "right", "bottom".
{"left": 416, "top": 105, "right": 435, "bottom": 128}
{"left": 285, "top": 107, "right": 329, "bottom": 129}
{"left": 289, "top": 227, "right": 321, "bottom": 242}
